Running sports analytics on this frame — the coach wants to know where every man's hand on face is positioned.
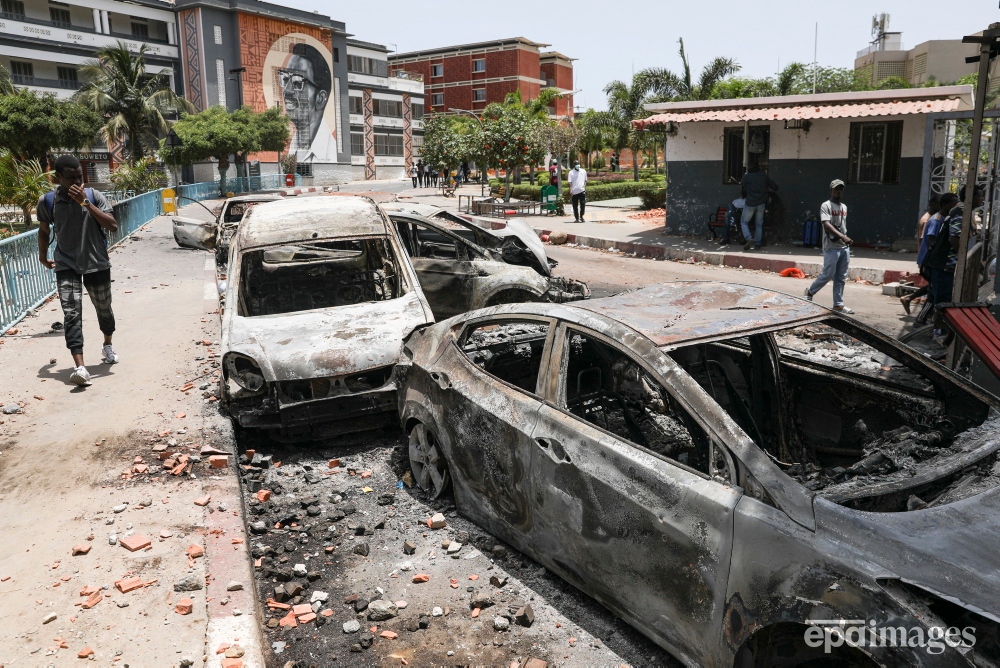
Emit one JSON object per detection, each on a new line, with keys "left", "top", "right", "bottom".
{"left": 67, "top": 184, "right": 86, "bottom": 205}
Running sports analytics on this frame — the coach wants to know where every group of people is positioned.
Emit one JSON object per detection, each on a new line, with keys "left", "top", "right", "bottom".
{"left": 409, "top": 161, "right": 472, "bottom": 189}
{"left": 900, "top": 185, "right": 985, "bottom": 337}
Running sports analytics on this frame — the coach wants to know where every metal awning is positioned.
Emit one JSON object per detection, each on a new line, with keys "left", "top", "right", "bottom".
{"left": 634, "top": 85, "right": 974, "bottom": 127}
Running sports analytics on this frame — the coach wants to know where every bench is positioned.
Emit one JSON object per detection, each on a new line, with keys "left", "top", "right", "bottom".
{"left": 706, "top": 206, "right": 728, "bottom": 240}
{"left": 939, "top": 303, "right": 1000, "bottom": 378}
{"left": 472, "top": 200, "right": 540, "bottom": 218}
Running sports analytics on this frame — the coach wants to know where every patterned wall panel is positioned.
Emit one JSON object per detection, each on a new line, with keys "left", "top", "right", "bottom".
{"left": 179, "top": 8, "right": 206, "bottom": 111}
{"left": 402, "top": 94, "right": 413, "bottom": 172}
{"left": 363, "top": 88, "right": 375, "bottom": 180}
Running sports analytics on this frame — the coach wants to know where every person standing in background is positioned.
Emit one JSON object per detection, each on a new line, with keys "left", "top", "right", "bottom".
{"left": 739, "top": 160, "right": 777, "bottom": 251}
{"left": 569, "top": 161, "right": 587, "bottom": 223}
{"left": 899, "top": 195, "right": 940, "bottom": 315}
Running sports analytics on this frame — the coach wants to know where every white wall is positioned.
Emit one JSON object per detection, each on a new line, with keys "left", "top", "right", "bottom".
{"left": 666, "top": 115, "right": 926, "bottom": 162}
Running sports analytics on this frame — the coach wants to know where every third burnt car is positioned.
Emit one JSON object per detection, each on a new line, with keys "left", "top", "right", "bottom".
{"left": 396, "top": 281, "right": 1000, "bottom": 667}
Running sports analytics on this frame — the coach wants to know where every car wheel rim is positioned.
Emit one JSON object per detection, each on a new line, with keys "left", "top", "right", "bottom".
{"left": 409, "top": 423, "right": 450, "bottom": 499}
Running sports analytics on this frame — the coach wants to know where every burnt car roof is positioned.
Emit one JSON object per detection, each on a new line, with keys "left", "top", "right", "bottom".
{"left": 237, "top": 197, "right": 390, "bottom": 249}
{"left": 226, "top": 194, "right": 284, "bottom": 203}
{"left": 571, "top": 282, "right": 827, "bottom": 346}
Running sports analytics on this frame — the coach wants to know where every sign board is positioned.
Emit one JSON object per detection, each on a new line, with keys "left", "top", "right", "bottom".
{"left": 161, "top": 188, "right": 177, "bottom": 214}
{"left": 76, "top": 152, "right": 110, "bottom": 161}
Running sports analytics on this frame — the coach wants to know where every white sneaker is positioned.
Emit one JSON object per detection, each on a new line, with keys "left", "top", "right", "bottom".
{"left": 102, "top": 344, "right": 119, "bottom": 364}
{"left": 70, "top": 366, "right": 92, "bottom": 386}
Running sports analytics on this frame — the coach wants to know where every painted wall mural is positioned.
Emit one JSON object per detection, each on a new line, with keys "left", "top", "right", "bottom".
{"left": 239, "top": 15, "right": 339, "bottom": 162}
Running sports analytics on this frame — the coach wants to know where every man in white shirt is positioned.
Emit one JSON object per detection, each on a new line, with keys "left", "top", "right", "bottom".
{"left": 805, "top": 179, "right": 854, "bottom": 314}
{"left": 568, "top": 161, "right": 587, "bottom": 222}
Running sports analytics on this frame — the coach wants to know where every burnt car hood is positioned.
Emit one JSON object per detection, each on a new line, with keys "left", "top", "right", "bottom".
{"left": 488, "top": 218, "right": 551, "bottom": 277}
{"left": 225, "top": 292, "right": 432, "bottom": 382}
{"left": 816, "top": 486, "right": 1000, "bottom": 621}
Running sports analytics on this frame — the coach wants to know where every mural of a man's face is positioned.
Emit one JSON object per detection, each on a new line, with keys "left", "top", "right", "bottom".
{"left": 281, "top": 50, "right": 329, "bottom": 150}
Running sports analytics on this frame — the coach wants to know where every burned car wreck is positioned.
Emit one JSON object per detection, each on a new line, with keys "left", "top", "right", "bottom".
{"left": 172, "top": 193, "right": 284, "bottom": 265}
{"left": 380, "top": 201, "right": 589, "bottom": 305}
{"left": 389, "top": 211, "right": 589, "bottom": 319}
{"left": 215, "top": 196, "right": 433, "bottom": 440}
{"left": 396, "top": 282, "right": 1000, "bottom": 667}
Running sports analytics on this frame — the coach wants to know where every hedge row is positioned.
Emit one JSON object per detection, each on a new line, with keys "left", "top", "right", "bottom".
{"left": 505, "top": 181, "right": 663, "bottom": 204}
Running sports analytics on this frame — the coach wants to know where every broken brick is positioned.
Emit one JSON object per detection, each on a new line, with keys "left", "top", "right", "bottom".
{"left": 471, "top": 607, "right": 480, "bottom": 618}
{"left": 193, "top": 495, "right": 211, "bottom": 507}
{"left": 79, "top": 586, "right": 100, "bottom": 596}
{"left": 175, "top": 412, "right": 186, "bottom": 419}
{"left": 412, "top": 574, "right": 430, "bottom": 583}
{"left": 80, "top": 592, "right": 102, "bottom": 609}
{"left": 279, "top": 611, "right": 297, "bottom": 628}
{"left": 71, "top": 544, "right": 91, "bottom": 556}
{"left": 209, "top": 455, "right": 228, "bottom": 469}
{"left": 175, "top": 599, "right": 193, "bottom": 615}
{"left": 216, "top": 643, "right": 231, "bottom": 654}
{"left": 256, "top": 489, "right": 272, "bottom": 502}
{"left": 328, "top": 458, "right": 340, "bottom": 468}
{"left": 221, "top": 660, "right": 243, "bottom": 668}
{"left": 119, "top": 535, "right": 151, "bottom": 552}
{"left": 291, "top": 603, "right": 312, "bottom": 616}
{"left": 297, "top": 612, "right": 317, "bottom": 624}
{"left": 77, "top": 646, "right": 94, "bottom": 658}
{"left": 379, "top": 630, "right": 398, "bottom": 639}
{"left": 186, "top": 544, "right": 204, "bottom": 559}
{"left": 428, "top": 513, "right": 447, "bottom": 529}
{"left": 133, "top": 464, "right": 149, "bottom": 474}
{"left": 115, "top": 578, "right": 143, "bottom": 593}
{"left": 320, "top": 609, "right": 334, "bottom": 617}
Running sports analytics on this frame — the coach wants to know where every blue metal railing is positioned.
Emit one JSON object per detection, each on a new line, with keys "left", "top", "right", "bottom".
{"left": 1, "top": 174, "right": 295, "bottom": 334}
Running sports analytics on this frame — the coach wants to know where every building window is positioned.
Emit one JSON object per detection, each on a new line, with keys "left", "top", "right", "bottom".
{"left": 412, "top": 103, "right": 423, "bottom": 119}
{"left": 49, "top": 7, "right": 71, "bottom": 28}
{"left": 722, "top": 126, "right": 770, "bottom": 184}
{"left": 472, "top": 59, "right": 485, "bottom": 73}
{"left": 874, "top": 60, "right": 905, "bottom": 82}
{"left": 472, "top": 89, "right": 486, "bottom": 102}
{"left": 84, "top": 162, "right": 98, "bottom": 182}
{"left": 57, "top": 66, "right": 78, "bottom": 89}
{"left": 848, "top": 121, "right": 903, "bottom": 184}
{"left": 131, "top": 22, "right": 149, "bottom": 38}
{"left": 295, "top": 162, "right": 313, "bottom": 177}
{"left": 431, "top": 93, "right": 444, "bottom": 107}
{"left": 213, "top": 25, "right": 222, "bottom": 45}
{"left": 333, "top": 47, "right": 339, "bottom": 63}
{"left": 375, "top": 133, "right": 404, "bottom": 156}
{"left": 1, "top": 0, "right": 25, "bottom": 20}
{"left": 10, "top": 60, "right": 33, "bottom": 85}
{"left": 349, "top": 96, "right": 363, "bottom": 115}
{"left": 216, "top": 59, "right": 227, "bottom": 107}
{"left": 373, "top": 99, "right": 402, "bottom": 117}
{"left": 347, "top": 55, "right": 387, "bottom": 77}
{"left": 431, "top": 64, "right": 443, "bottom": 78}
{"left": 351, "top": 132, "right": 364, "bottom": 156}
{"left": 913, "top": 53, "right": 927, "bottom": 78}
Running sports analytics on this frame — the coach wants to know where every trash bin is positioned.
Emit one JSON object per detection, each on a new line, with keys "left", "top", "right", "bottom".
{"left": 541, "top": 185, "right": 558, "bottom": 214}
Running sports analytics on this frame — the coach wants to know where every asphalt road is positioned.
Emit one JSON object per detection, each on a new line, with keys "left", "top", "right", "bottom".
{"left": 545, "top": 243, "right": 917, "bottom": 337}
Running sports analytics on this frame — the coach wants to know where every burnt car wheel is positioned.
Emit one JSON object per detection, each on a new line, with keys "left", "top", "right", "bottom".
{"left": 408, "top": 422, "right": 450, "bottom": 499}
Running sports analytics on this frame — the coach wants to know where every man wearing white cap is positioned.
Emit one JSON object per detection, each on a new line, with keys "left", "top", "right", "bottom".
{"left": 805, "top": 179, "right": 854, "bottom": 313}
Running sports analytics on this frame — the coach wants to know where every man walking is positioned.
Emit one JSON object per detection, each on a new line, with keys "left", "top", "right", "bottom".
{"left": 805, "top": 179, "right": 854, "bottom": 314}
{"left": 739, "top": 160, "right": 776, "bottom": 250}
{"left": 569, "top": 161, "right": 587, "bottom": 223}
{"left": 37, "top": 155, "right": 119, "bottom": 386}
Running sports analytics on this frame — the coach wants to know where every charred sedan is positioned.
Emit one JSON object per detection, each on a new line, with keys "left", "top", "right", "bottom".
{"left": 389, "top": 212, "right": 588, "bottom": 319}
{"left": 217, "top": 197, "right": 433, "bottom": 440}
{"left": 172, "top": 193, "right": 283, "bottom": 265}
{"left": 397, "top": 282, "right": 1000, "bottom": 667}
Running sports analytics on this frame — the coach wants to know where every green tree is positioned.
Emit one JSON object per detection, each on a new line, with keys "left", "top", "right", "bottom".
{"left": 0, "top": 90, "right": 102, "bottom": 165}
{"left": 419, "top": 115, "right": 473, "bottom": 179}
{"left": 0, "top": 150, "right": 54, "bottom": 226}
{"left": 575, "top": 109, "right": 612, "bottom": 169}
{"left": 229, "top": 106, "right": 291, "bottom": 179}
{"left": 789, "top": 65, "right": 870, "bottom": 94}
{"left": 481, "top": 103, "right": 541, "bottom": 201}
{"left": 77, "top": 42, "right": 193, "bottom": 164}
{"left": 501, "top": 88, "right": 564, "bottom": 182}
{"left": 108, "top": 157, "right": 165, "bottom": 195}
{"left": 0, "top": 63, "right": 14, "bottom": 96}
{"left": 159, "top": 106, "right": 251, "bottom": 195}
{"left": 645, "top": 38, "right": 740, "bottom": 102}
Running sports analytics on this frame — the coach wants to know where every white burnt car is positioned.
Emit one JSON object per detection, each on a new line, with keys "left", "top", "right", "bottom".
{"left": 210, "top": 197, "right": 433, "bottom": 440}
{"left": 397, "top": 282, "right": 1000, "bottom": 667}
{"left": 172, "top": 193, "right": 284, "bottom": 265}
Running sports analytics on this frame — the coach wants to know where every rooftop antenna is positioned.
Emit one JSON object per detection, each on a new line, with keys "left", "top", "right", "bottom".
{"left": 813, "top": 22, "right": 818, "bottom": 94}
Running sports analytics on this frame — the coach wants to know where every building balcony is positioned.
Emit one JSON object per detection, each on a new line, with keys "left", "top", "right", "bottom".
{"left": 12, "top": 74, "right": 83, "bottom": 89}
{"left": 0, "top": 11, "right": 178, "bottom": 59}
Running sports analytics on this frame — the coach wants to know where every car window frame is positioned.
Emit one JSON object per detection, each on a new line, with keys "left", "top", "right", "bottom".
{"left": 389, "top": 214, "right": 490, "bottom": 262}
{"left": 544, "top": 321, "right": 738, "bottom": 485}
{"left": 233, "top": 232, "right": 416, "bottom": 318}
{"left": 452, "top": 314, "right": 557, "bottom": 400}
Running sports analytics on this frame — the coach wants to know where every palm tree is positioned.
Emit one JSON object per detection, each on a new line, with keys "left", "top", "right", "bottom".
{"left": 76, "top": 42, "right": 193, "bottom": 164}
{"left": 503, "top": 88, "right": 564, "bottom": 182}
{"left": 0, "top": 151, "right": 53, "bottom": 226}
{"left": 0, "top": 63, "right": 14, "bottom": 96}
{"left": 643, "top": 39, "right": 740, "bottom": 102}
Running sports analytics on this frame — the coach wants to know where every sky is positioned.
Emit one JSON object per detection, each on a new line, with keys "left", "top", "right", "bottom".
{"left": 290, "top": 0, "right": 998, "bottom": 110}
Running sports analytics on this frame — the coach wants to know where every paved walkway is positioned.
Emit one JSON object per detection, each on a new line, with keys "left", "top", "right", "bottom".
{"left": 395, "top": 183, "right": 921, "bottom": 285}
{"left": 0, "top": 205, "right": 260, "bottom": 667}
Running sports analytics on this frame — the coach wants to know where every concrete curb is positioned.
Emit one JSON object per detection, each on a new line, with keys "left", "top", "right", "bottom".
{"left": 463, "top": 215, "right": 906, "bottom": 285}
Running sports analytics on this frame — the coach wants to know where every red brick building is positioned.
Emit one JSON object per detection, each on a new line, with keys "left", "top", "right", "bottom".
{"left": 388, "top": 37, "right": 574, "bottom": 118}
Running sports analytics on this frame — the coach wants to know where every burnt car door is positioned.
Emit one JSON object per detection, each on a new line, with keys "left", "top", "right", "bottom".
{"left": 391, "top": 215, "right": 485, "bottom": 319}
{"left": 530, "top": 323, "right": 741, "bottom": 664}
{"left": 438, "top": 316, "right": 555, "bottom": 543}
{"left": 173, "top": 217, "right": 218, "bottom": 250}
